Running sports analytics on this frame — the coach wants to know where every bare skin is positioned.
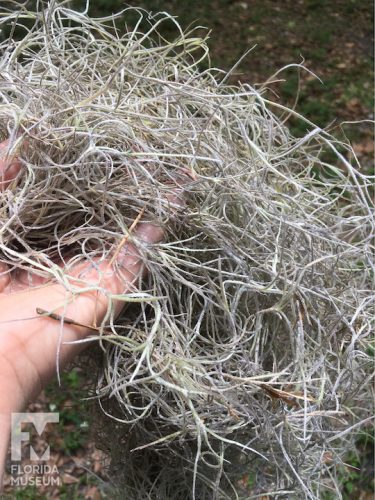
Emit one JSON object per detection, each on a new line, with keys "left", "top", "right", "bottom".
{"left": 0, "top": 138, "right": 184, "bottom": 486}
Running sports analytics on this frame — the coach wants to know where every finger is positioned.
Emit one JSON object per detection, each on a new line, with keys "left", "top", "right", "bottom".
{"left": 0, "top": 138, "right": 22, "bottom": 191}
{"left": 2, "top": 268, "right": 53, "bottom": 294}
{"left": 57, "top": 181, "right": 189, "bottom": 322}
{"left": 0, "top": 263, "right": 10, "bottom": 293}
{"left": 112, "top": 182, "right": 188, "bottom": 275}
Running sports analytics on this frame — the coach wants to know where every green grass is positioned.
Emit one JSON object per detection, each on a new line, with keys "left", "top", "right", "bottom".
{"left": 323, "top": 430, "right": 374, "bottom": 499}
{"left": 44, "top": 370, "right": 91, "bottom": 453}
{"left": 3, "top": 485, "right": 48, "bottom": 500}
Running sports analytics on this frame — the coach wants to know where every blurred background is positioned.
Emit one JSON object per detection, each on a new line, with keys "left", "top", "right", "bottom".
{"left": 82, "top": 0, "right": 374, "bottom": 161}
{"left": 2, "top": 1, "right": 373, "bottom": 498}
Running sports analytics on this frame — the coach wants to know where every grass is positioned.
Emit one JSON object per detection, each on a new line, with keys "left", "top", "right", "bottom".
{"left": 323, "top": 430, "right": 374, "bottom": 499}
{"left": 4, "top": 368, "right": 105, "bottom": 499}
{"left": 45, "top": 371, "right": 91, "bottom": 453}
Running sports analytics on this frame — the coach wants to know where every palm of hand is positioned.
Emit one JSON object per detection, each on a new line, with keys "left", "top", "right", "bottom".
{"left": 0, "top": 138, "right": 165, "bottom": 406}
{"left": 0, "top": 132, "right": 190, "bottom": 485}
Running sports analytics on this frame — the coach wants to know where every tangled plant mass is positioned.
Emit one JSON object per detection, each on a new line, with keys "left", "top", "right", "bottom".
{"left": 0, "top": 2, "right": 373, "bottom": 498}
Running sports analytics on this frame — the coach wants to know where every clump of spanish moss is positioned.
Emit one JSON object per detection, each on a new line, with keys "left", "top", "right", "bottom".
{"left": 0, "top": 1, "right": 373, "bottom": 498}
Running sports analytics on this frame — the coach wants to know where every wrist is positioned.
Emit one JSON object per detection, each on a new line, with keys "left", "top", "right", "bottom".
{"left": 0, "top": 356, "right": 29, "bottom": 490}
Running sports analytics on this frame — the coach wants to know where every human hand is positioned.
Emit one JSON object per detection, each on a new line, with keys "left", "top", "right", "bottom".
{"left": 0, "top": 137, "right": 186, "bottom": 484}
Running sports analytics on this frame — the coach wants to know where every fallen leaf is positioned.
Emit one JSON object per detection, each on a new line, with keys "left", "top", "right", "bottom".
{"left": 353, "top": 140, "right": 374, "bottom": 155}
{"left": 62, "top": 472, "right": 79, "bottom": 484}
{"left": 85, "top": 486, "right": 102, "bottom": 500}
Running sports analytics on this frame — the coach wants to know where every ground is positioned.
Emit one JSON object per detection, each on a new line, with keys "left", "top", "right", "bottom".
{"left": 3, "top": 0, "right": 373, "bottom": 498}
